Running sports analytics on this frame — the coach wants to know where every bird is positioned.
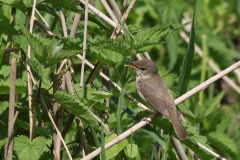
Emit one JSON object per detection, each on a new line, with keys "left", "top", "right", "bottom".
{"left": 125, "top": 59, "right": 188, "bottom": 140}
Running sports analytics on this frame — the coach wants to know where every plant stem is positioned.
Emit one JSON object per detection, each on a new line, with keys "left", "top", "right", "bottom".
{"left": 116, "top": 85, "right": 125, "bottom": 135}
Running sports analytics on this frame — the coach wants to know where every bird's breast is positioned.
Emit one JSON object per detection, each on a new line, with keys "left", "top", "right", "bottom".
{"left": 136, "top": 77, "right": 147, "bottom": 102}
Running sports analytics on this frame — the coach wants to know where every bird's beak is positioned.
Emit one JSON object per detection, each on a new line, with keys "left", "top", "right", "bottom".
{"left": 124, "top": 64, "right": 138, "bottom": 69}
{"left": 124, "top": 60, "right": 138, "bottom": 69}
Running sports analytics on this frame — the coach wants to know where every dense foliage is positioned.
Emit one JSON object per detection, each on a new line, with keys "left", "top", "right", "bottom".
{"left": 0, "top": 0, "right": 240, "bottom": 160}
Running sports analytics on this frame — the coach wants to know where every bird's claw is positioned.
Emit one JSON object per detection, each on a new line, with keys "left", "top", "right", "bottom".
{"left": 141, "top": 117, "right": 150, "bottom": 124}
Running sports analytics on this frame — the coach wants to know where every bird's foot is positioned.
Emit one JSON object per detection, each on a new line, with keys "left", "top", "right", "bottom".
{"left": 141, "top": 112, "right": 161, "bottom": 124}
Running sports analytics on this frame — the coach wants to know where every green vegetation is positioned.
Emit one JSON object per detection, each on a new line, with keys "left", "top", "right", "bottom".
{"left": 0, "top": 0, "right": 240, "bottom": 159}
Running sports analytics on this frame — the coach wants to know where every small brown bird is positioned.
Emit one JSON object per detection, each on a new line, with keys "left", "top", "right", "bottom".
{"left": 125, "top": 59, "right": 188, "bottom": 140}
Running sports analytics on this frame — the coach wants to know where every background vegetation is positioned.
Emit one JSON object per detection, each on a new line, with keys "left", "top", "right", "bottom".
{"left": 0, "top": 0, "right": 240, "bottom": 160}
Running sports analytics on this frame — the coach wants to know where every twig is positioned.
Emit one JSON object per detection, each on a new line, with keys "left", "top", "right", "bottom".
{"left": 121, "top": 0, "right": 128, "bottom": 15}
{"left": 107, "top": 0, "right": 122, "bottom": 18}
{"left": 175, "top": 61, "right": 240, "bottom": 104}
{"left": 34, "top": 18, "right": 54, "bottom": 35}
{"left": 78, "top": 0, "right": 146, "bottom": 60}
{"left": 60, "top": 11, "right": 68, "bottom": 38}
{"left": 99, "top": 0, "right": 118, "bottom": 23}
{"left": 27, "top": 0, "right": 37, "bottom": 141}
{"left": 171, "top": 137, "right": 188, "bottom": 160}
{"left": 4, "top": 7, "right": 16, "bottom": 64}
{"left": 3, "top": 47, "right": 21, "bottom": 53}
{"left": 75, "top": 118, "right": 90, "bottom": 155}
{"left": 80, "top": 0, "right": 89, "bottom": 88}
{"left": 64, "top": 66, "right": 90, "bottom": 155}
{"left": 35, "top": 9, "right": 49, "bottom": 27}
{"left": 111, "top": 0, "right": 136, "bottom": 39}
{"left": 27, "top": 68, "right": 73, "bottom": 160}
{"left": 70, "top": 13, "right": 82, "bottom": 37}
{"left": 5, "top": 58, "right": 17, "bottom": 160}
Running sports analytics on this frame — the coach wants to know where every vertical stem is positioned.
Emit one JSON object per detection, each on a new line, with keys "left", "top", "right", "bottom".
{"left": 5, "top": 58, "right": 17, "bottom": 160}
{"left": 4, "top": 7, "right": 16, "bottom": 64}
{"left": 28, "top": 0, "right": 37, "bottom": 141}
{"left": 80, "top": 0, "right": 89, "bottom": 87}
{"left": 199, "top": 34, "right": 207, "bottom": 105}
{"left": 116, "top": 86, "right": 125, "bottom": 135}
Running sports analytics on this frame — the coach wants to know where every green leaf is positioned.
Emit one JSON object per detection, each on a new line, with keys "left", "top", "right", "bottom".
{"left": 167, "top": 149, "right": 177, "bottom": 160}
{"left": 0, "top": 79, "right": 27, "bottom": 95}
{"left": 208, "top": 132, "right": 240, "bottom": 159}
{"left": 149, "top": 116, "right": 214, "bottom": 160}
{"left": 0, "top": 138, "right": 7, "bottom": 150}
{"left": 91, "top": 91, "right": 120, "bottom": 99}
{"left": 0, "top": 19, "right": 18, "bottom": 35}
{"left": 44, "top": 0, "right": 82, "bottom": 13}
{"left": 0, "top": 101, "right": 9, "bottom": 115}
{"left": 14, "top": 135, "right": 47, "bottom": 160}
{"left": 198, "top": 91, "right": 224, "bottom": 118}
{"left": 36, "top": 4, "right": 60, "bottom": 19}
{"left": 124, "top": 143, "right": 138, "bottom": 158}
{"left": 105, "top": 133, "right": 128, "bottom": 159}
{"left": 178, "top": 103, "right": 195, "bottom": 118}
{"left": 54, "top": 90, "right": 98, "bottom": 127}
{"left": 177, "top": 0, "right": 200, "bottom": 95}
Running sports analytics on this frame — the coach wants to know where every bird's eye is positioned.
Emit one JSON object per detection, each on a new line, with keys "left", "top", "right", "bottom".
{"left": 140, "top": 67, "right": 146, "bottom": 70}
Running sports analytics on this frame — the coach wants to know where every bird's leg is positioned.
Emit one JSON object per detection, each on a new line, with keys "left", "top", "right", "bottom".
{"left": 141, "top": 112, "right": 161, "bottom": 124}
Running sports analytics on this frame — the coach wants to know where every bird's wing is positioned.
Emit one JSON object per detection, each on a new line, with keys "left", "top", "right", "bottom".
{"left": 138, "top": 75, "right": 176, "bottom": 119}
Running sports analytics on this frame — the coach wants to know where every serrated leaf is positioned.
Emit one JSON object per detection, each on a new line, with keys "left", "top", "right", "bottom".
{"left": 91, "top": 91, "right": 120, "bottom": 99}
{"left": 178, "top": 103, "right": 195, "bottom": 118}
{"left": 14, "top": 136, "right": 47, "bottom": 160}
{"left": 54, "top": 90, "right": 98, "bottom": 127}
{"left": 0, "top": 79, "right": 27, "bottom": 95}
{"left": 0, "top": 101, "right": 9, "bottom": 115}
{"left": 0, "top": 19, "right": 18, "bottom": 35}
{"left": 0, "top": 138, "right": 7, "bottom": 150}
{"left": 44, "top": 0, "right": 82, "bottom": 13}
{"left": 208, "top": 132, "right": 240, "bottom": 159}
{"left": 124, "top": 143, "right": 138, "bottom": 158}
{"left": 36, "top": 4, "right": 60, "bottom": 19}
{"left": 105, "top": 133, "right": 128, "bottom": 159}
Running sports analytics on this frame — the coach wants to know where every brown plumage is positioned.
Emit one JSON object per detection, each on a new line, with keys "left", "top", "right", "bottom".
{"left": 125, "top": 59, "right": 188, "bottom": 140}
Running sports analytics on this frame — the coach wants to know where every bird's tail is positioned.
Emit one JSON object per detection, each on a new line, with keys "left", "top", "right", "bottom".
{"left": 170, "top": 111, "right": 188, "bottom": 140}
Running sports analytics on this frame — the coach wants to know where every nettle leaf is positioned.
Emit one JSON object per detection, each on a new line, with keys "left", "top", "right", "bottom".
{"left": 0, "top": 0, "right": 28, "bottom": 13}
{"left": 87, "top": 12, "right": 111, "bottom": 32}
{"left": 133, "top": 23, "right": 189, "bottom": 52}
{"left": 124, "top": 143, "right": 138, "bottom": 158}
{"left": 14, "top": 135, "right": 47, "bottom": 160}
{"left": 37, "top": 4, "right": 60, "bottom": 19}
{"left": 54, "top": 90, "right": 98, "bottom": 127}
{"left": 18, "top": 23, "right": 80, "bottom": 74}
{"left": 0, "top": 101, "right": 9, "bottom": 115}
{"left": 0, "top": 65, "right": 11, "bottom": 78}
{"left": 0, "top": 138, "right": 7, "bottom": 150}
{"left": 45, "top": 0, "right": 82, "bottom": 13}
{"left": 104, "top": 133, "right": 128, "bottom": 159}
{"left": 0, "top": 18, "right": 18, "bottom": 36}
{"left": 0, "top": 79, "right": 27, "bottom": 95}
{"left": 79, "top": 22, "right": 105, "bottom": 35}
{"left": 208, "top": 132, "right": 240, "bottom": 159}
{"left": 91, "top": 91, "right": 120, "bottom": 99}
